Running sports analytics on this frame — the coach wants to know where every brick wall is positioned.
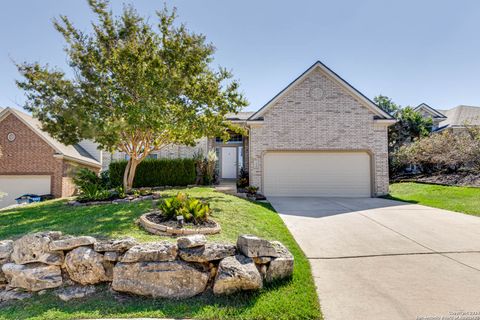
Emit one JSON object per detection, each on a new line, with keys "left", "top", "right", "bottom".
{"left": 248, "top": 67, "right": 390, "bottom": 196}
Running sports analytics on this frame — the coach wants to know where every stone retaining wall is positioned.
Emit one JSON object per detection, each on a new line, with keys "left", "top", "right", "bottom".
{"left": 0, "top": 232, "right": 293, "bottom": 302}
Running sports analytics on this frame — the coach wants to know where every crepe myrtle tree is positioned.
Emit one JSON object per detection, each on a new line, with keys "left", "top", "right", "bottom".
{"left": 16, "top": 0, "right": 247, "bottom": 190}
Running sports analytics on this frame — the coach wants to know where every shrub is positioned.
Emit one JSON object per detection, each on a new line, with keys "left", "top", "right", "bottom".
{"left": 109, "top": 158, "right": 196, "bottom": 188}
{"left": 245, "top": 185, "right": 259, "bottom": 195}
{"left": 73, "top": 168, "right": 112, "bottom": 201}
{"left": 393, "top": 128, "right": 480, "bottom": 174}
{"left": 159, "top": 192, "right": 211, "bottom": 224}
{"left": 237, "top": 167, "right": 249, "bottom": 188}
{"left": 193, "top": 150, "right": 218, "bottom": 185}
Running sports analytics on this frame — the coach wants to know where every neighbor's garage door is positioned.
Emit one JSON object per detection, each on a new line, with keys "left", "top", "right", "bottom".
{"left": 263, "top": 152, "right": 371, "bottom": 197}
{"left": 0, "top": 175, "right": 51, "bottom": 208}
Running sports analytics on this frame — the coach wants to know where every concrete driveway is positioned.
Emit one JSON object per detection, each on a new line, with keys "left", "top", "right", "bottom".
{"left": 269, "top": 197, "right": 480, "bottom": 320}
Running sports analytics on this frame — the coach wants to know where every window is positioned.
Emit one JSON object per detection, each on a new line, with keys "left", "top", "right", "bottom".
{"left": 215, "top": 133, "right": 243, "bottom": 144}
{"left": 146, "top": 154, "right": 158, "bottom": 159}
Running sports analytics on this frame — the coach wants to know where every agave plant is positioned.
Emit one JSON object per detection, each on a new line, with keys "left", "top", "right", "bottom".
{"left": 158, "top": 192, "right": 210, "bottom": 224}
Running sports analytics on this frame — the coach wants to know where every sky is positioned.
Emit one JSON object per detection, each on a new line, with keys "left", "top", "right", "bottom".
{"left": 1, "top": 0, "right": 480, "bottom": 112}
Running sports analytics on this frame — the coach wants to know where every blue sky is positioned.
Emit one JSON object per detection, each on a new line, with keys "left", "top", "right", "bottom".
{"left": 1, "top": 0, "right": 480, "bottom": 112}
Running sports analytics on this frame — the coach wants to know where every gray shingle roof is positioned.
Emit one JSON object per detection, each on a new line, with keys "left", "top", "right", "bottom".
{"left": 440, "top": 105, "right": 480, "bottom": 127}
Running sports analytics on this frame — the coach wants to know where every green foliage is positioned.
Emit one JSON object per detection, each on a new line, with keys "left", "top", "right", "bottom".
{"left": 16, "top": 0, "right": 248, "bottom": 190}
{"left": 159, "top": 192, "right": 211, "bottom": 224}
{"left": 237, "top": 167, "right": 249, "bottom": 188}
{"left": 109, "top": 158, "right": 196, "bottom": 187}
{"left": 374, "top": 95, "right": 400, "bottom": 115}
{"left": 73, "top": 168, "right": 112, "bottom": 201}
{"left": 245, "top": 185, "right": 259, "bottom": 195}
{"left": 193, "top": 149, "right": 218, "bottom": 185}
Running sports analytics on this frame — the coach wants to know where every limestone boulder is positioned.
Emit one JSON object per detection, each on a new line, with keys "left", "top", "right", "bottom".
{"left": 93, "top": 237, "right": 138, "bottom": 253}
{"left": 11, "top": 231, "right": 64, "bottom": 265}
{"left": 265, "top": 241, "right": 294, "bottom": 282}
{"left": 103, "top": 251, "right": 120, "bottom": 262}
{"left": 2, "top": 263, "right": 62, "bottom": 292}
{"left": 55, "top": 285, "right": 96, "bottom": 301}
{"left": 236, "top": 235, "right": 278, "bottom": 258}
{"left": 179, "top": 243, "right": 236, "bottom": 263}
{"left": 121, "top": 242, "right": 177, "bottom": 263}
{"left": 112, "top": 261, "right": 209, "bottom": 299}
{"left": 49, "top": 236, "right": 96, "bottom": 251}
{"left": 64, "top": 247, "right": 111, "bottom": 285}
{"left": 177, "top": 234, "right": 207, "bottom": 249}
{"left": 0, "top": 288, "right": 32, "bottom": 302}
{"left": 0, "top": 240, "right": 13, "bottom": 263}
{"left": 213, "top": 255, "right": 263, "bottom": 295}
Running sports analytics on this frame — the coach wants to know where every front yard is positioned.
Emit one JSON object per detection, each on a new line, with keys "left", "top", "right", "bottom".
{"left": 389, "top": 182, "right": 480, "bottom": 217}
{"left": 0, "top": 187, "right": 321, "bottom": 320}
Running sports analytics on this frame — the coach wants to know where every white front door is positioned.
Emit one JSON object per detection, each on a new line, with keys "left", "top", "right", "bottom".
{"left": 221, "top": 147, "right": 237, "bottom": 179}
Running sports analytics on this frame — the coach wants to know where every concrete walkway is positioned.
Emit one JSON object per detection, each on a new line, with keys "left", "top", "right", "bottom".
{"left": 269, "top": 197, "right": 480, "bottom": 320}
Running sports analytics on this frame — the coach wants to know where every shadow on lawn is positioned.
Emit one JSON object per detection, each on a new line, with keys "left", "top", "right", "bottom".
{"left": 381, "top": 194, "right": 419, "bottom": 204}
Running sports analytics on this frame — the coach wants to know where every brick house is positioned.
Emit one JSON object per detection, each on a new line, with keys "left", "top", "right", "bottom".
{"left": 0, "top": 107, "right": 101, "bottom": 208}
{"left": 115, "top": 61, "right": 395, "bottom": 197}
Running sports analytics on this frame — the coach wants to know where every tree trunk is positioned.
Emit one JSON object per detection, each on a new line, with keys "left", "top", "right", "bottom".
{"left": 123, "top": 158, "right": 132, "bottom": 191}
{"left": 126, "top": 159, "right": 139, "bottom": 191}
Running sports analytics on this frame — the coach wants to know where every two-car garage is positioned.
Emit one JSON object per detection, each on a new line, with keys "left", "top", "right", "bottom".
{"left": 0, "top": 175, "right": 51, "bottom": 209}
{"left": 263, "top": 152, "right": 372, "bottom": 198}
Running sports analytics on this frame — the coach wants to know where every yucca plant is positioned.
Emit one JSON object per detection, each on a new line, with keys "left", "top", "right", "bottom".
{"left": 158, "top": 192, "right": 211, "bottom": 224}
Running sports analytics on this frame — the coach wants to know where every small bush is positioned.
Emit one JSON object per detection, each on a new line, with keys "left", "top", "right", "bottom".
{"left": 73, "top": 168, "right": 112, "bottom": 201}
{"left": 109, "top": 158, "right": 196, "bottom": 188}
{"left": 159, "top": 192, "right": 211, "bottom": 224}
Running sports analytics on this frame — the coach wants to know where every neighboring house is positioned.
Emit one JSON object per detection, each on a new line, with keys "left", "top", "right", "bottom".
{"left": 415, "top": 103, "right": 480, "bottom": 132}
{"left": 1, "top": 60, "right": 396, "bottom": 202}
{"left": 0, "top": 107, "right": 101, "bottom": 208}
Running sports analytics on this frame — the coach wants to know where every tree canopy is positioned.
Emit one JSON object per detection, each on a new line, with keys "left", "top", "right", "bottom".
{"left": 16, "top": 0, "right": 247, "bottom": 189}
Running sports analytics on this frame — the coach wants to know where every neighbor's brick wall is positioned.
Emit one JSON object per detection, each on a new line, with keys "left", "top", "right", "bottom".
{"left": 0, "top": 114, "right": 99, "bottom": 198}
{"left": 249, "top": 68, "right": 390, "bottom": 196}
{"left": 0, "top": 114, "right": 65, "bottom": 197}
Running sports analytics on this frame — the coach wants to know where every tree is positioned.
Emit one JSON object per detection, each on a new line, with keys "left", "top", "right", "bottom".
{"left": 373, "top": 95, "right": 432, "bottom": 153}
{"left": 16, "top": 0, "right": 247, "bottom": 190}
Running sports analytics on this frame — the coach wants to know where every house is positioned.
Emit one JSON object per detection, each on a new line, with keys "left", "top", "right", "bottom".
{"left": 415, "top": 103, "right": 480, "bottom": 132}
{"left": 0, "top": 107, "right": 102, "bottom": 208}
{"left": 118, "top": 61, "right": 395, "bottom": 197}
{"left": 1, "top": 60, "right": 396, "bottom": 203}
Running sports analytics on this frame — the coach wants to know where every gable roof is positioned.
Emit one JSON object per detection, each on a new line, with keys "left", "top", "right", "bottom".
{"left": 0, "top": 107, "right": 101, "bottom": 168}
{"left": 440, "top": 105, "right": 480, "bottom": 128}
{"left": 248, "top": 61, "right": 395, "bottom": 121}
{"left": 414, "top": 103, "right": 447, "bottom": 119}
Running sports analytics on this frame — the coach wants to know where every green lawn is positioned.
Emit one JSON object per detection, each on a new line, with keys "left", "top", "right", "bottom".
{"left": 0, "top": 187, "right": 321, "bottom": 320}
{"left": 388, "top": 182, "right": 480, "bottom": 217}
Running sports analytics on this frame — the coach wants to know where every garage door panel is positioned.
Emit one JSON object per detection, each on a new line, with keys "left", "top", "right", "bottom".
{"left": 264, "top": 152, "right": 371, "bottom": 197}
{"left": 0, "top": 175, "right": 51, "bottom": 208}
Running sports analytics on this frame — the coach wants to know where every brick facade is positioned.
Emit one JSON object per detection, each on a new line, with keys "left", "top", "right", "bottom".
{"left": 248, "top": 67, "right": 390, "bottom": 196}
{"left": 0, "top": 114, "right": 97, "bottom": 198}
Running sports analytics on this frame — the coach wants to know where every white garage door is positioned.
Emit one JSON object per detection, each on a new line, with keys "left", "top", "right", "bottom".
{"left": 263, "top": 152, "right": 371, "bottom": 197}
{"left": 0, "top": 175, "right": 51, "bottom": 209}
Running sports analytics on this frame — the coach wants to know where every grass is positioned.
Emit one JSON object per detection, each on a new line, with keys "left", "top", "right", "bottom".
{"left": 388, "top": 182, "right": 480, "bottom": 217}
{"left": 0, "top": 187, "right": 321, "bottom": 320}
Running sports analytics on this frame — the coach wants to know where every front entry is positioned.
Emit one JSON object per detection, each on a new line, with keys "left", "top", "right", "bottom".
{"left": 221, "top": 147, "right": 237, "bottom": 179}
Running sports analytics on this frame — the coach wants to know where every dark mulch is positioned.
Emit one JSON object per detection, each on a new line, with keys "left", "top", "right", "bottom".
{"left": 145, "top": 212, "right": 217, "bottom": 229}
{"left": 392, "top": 171, "right": 480, "bottom": 188}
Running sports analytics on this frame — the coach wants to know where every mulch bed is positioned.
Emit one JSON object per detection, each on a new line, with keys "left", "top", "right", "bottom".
{"left": 145, "top": 212, "right": 218, "bottom": 229}
{"left": 393, "top": 172, "right": 480, "bottom": 187}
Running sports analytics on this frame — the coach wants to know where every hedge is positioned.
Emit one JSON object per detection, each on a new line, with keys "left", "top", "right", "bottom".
{"left": 109, "top": 158, "right": 196, "bottom": 188}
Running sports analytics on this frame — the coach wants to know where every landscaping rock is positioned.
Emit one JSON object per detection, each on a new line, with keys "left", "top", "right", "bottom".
{"left": 121, "top": 242, "right": 177, "bottom": 262}
{"left": 49, "top": 236, "right": 96, "bottom": 251}
{"left": 0, "top": 240, "right": 13, "bottom": 263}
{"left": 112, "top": 198, "right": 129, "bottom": 204}
{"left": 11, "top": 231, "right": 64, "bottom": 265}
{"left": 253, "top": 256, "right": 272, "bottom": 264}
{"left": 236, "top": 235, "right": 278, "bottom": 258}
{"left": 213, "top": 255, "right": 262, "bottom": 295}
{"left": 177, "top": 234, "right": 207, "bottom": 249}
{"left": 265, "top": 241, "right": 294, "bottom": 282}
{"left": 0, "top": 288, "right": 32, "bottom": 302}
{"left": 2, "top": 263, "right": 62, "bottom": 291}
{"left": 94, "top": 237, "right": 138, "bottom": 253}
{"left": 64, "top": 247, "right": 111, "bottom": 285}
{"left": 55, "top": 285, "right": 96, "bottom": 301}
{"left": 104, "top": 251, "right": 120, "bottom": 262}
{"left": 179, "top": 243, "right": 236, "bottom": 263}
{"left": 112, "top": 261, "right": 209, "bottom": 299}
